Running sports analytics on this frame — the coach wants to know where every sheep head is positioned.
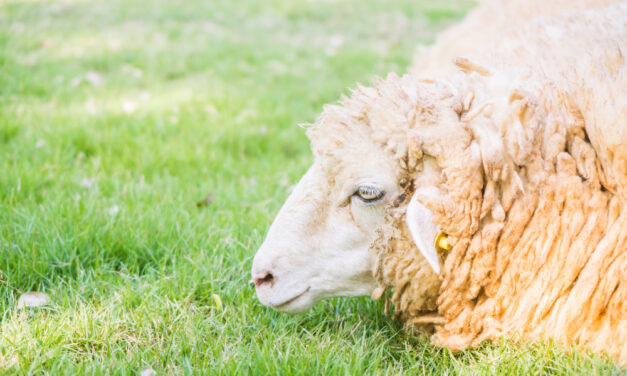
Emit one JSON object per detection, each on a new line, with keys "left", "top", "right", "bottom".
{"left": 251, "top": 134, "right": 400, "bottom": 313}
{"left": 252, "top": 72, "right": 504, "bottom": 315}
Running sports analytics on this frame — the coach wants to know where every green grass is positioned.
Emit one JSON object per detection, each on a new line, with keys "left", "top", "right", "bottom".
{"left": 0, "top": 0, "right": 623, "bottom": 374}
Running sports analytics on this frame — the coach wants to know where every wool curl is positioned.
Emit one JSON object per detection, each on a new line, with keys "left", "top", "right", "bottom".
{"left": 308, "top": 3, "right": 627, "bottom": 364}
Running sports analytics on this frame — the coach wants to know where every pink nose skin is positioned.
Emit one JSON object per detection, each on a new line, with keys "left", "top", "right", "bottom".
{"left": 253, "top": 269, "right": 275, "bottom": 288}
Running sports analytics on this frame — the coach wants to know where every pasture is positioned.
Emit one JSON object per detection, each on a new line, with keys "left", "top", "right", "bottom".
{"left": 0, "top": 0, "right": 623, "bottom": 374}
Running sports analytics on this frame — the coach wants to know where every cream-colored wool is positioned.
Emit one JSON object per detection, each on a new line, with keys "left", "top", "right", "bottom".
{"left": 309, "top": 4, "right": 627, "bottom": 363}
{"left": 409, "top": 0, "right": 621, "bottom": 78}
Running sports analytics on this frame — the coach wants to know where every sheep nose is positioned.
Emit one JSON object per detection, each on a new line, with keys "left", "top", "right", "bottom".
{"left": 253, "top": 269, "right": 275, "bottom": 288}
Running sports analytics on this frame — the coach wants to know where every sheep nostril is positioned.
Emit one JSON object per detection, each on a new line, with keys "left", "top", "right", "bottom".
{"left": 253, "top": 270, "right": 275, "bottom": 288}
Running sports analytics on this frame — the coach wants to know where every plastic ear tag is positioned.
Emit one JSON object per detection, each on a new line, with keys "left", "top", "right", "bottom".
{"left": 434, "top": 231, "right": 451, "bottom": 253}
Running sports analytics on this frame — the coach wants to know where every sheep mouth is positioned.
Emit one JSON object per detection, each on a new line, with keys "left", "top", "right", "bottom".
{"left": 271, "top": 286, "right": 311, "bottom": 309}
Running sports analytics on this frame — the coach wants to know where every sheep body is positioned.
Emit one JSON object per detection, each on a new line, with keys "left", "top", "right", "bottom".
{"left": 310, "top": 3, "right": 626, "bottom": 362}
{"left": 410, "top": 4, "right": 627, "bottom": 361}
{"left": 409, "top": 0, "right": 621, "bottom": 78}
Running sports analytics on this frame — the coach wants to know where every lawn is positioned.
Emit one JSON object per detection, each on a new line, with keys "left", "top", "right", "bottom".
{"left": 0, "top": 0, "right": 623, "bottom": 374}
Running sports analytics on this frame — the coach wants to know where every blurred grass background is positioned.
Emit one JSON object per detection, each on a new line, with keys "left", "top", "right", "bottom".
{"left": 0, "top": 0, "right": 622, "bottom": 374}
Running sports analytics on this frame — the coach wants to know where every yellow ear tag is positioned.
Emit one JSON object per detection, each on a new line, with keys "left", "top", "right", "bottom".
{"left": 434, "top": 231, "right": 451, "bottom": 253}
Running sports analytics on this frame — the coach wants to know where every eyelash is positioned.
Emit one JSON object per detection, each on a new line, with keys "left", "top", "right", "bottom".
{"left": 354, "top": 186, "right": 385, "bottom": 203}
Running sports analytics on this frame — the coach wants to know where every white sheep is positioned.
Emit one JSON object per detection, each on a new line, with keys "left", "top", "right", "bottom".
{"left": 252, "top": 3, "right": 627, "bottom": 363}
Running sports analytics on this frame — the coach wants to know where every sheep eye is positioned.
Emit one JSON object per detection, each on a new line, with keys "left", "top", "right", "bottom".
{"left": 354, "top": 185, "right": 385, "bottom": 203}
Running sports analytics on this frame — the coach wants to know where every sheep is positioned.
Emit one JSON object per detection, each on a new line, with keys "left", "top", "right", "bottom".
{"left": 251, "top": 3, "right": 627, "bottom": 364}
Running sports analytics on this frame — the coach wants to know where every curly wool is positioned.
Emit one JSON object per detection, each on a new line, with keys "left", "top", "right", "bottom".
{"left": 308, "top": 4, "right": 627, "bottom": 363}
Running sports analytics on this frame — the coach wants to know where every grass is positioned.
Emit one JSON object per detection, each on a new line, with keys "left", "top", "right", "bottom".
{"left": 0, "top": 0, "right": 623, "bottom": 374}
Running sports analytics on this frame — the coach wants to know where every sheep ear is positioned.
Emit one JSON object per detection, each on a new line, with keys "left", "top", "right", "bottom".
{"left": 405, "top": 191, "right": 441, "bottom": 274}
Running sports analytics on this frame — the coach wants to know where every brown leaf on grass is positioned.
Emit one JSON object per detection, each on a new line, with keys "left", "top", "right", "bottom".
{"left": 196, "top": 193, "right": 214, "bottom": 208}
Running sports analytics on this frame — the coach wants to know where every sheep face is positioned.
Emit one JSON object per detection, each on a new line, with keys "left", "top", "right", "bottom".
{"left": 251, "top": 137, "right": 401, "bottom": 313}
{"left": 252, "top": 74, "right": 462, "bottom": 313}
